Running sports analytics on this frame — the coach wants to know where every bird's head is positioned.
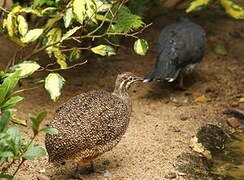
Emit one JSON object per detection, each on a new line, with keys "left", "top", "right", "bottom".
{"left": 113, "top": 72, "right": 143, "bottom": 97}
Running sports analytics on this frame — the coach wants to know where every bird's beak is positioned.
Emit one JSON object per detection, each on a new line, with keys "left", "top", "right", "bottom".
{"left": 133, "top": 77, "right": 144, "bottom": 82}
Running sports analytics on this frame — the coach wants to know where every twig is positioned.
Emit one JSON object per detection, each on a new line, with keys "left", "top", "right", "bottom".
{"left": 0, "top": 6, "right": 10, "bottom": 14}
{"left": 12, "top": 159, "right": 25, "bottom": 177}
{"left": 45, "top": 60, "right": 88, "bottom": 72}
{"left": 60, "top": 46, "right": 91, "bottom": 52}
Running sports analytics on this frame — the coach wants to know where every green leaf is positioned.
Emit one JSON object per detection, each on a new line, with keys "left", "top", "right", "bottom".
{"left": 41, "top": 127, "right": 58, "bottom": 135}
{"left": 73, "top": 0, "right": 86, "bottom": 24}
{"left": 63, "top": 8, "right": 74, "bottom": 28}
{"left": 31, "top": 111, "right": 47, "bottom": 133}
{"left": 186, "top": 0, "right": 213, "bottom": 13}
{"left": 33, "top": 0, "right": 55, "bottom": 8}
{"left": 61, "top": 26, "right": 81, "bottom": 41}
{"left": 21, "top": 28, "right": 43, "bottom": 43}
{"left": 45, "top": 73, "right": 65, "bottom": 101}
{"left": 11, "top": 117, "right": 27, "bottom": 126}
{"left": 68, "top": 48, "right": 80, "bottom": 62}
{"left": 53, "top": 50, "right": 67, "bottom": 69}
{"left": 7, "top": 61, "right": 40, "bottom": 78}
{"left": 41, "top": 7, "right": 57, "bottom": 15}
{"left": 0, "top": 174, "right": 13, "bottom": 179}
{"left": 0, "top": 71, "right": 20, "bottom": 104}
{"left": 6, "top": 12, "right": 15, "bottom": 37}
{"left": 110, "top": 6, "right": 145, "bottom": 33}
{"left": 22, "top": 146, "right": 46, "bottom": 160}
{"left": 17, "top": 15, "right": 28, "bottom": 37}
{"left": 0, "top": 111, "right": 11, "bottom": 133}
{"left": 91, "top": 45, "right": 116, "bottom": 56}
{"left": 0, "top": 151, "right": 14, "bottom": 158}
{"left": 133, "top": 39, "right": 149, "bottom": 56}
{"left": 1, "top": 96, "right": 24, "bottom": 111}
{"left": 220, "top": 0, "right": 244, "bottom": 19}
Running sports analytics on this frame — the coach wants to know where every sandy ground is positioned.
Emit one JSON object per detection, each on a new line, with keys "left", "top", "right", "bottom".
{"left": 0, "top": 9, "right": 243, "bottom": 180}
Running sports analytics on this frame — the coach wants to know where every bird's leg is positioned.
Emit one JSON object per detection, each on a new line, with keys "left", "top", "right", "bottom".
{"left": 90, "top": 161, "right": 95, "bottom": 173}
{"left": 179, "top": 75, "right": 186, "bottom": 90}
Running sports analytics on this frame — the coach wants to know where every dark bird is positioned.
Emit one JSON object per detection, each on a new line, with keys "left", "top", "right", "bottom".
{"left": 45, "top": 72, "right": 142, "bottom": 173}
{"left": 144, "top": 17, "right": 206, "bottom": 89}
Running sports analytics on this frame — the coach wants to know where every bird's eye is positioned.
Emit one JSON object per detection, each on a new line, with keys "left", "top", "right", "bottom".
{"left": 129, "top": 77, "right": 133, "bottom": 81}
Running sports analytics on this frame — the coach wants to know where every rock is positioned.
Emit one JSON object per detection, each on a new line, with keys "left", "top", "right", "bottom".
{"left": 164, "top": 172, "right": 177, "bottom": 179}
{"left": 196, "top": 124, "right": 230, "bottom": 154}
{"left": 227, "top": 117, "right": 240, "bottom": 128}
{"left": 190, "top": 137, "right": 211, "bottom": 158}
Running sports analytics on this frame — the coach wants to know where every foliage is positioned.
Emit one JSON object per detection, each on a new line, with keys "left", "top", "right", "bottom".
{"left": 186, "top": 0, "right": 244, "bottom": 19}
{"left": 0, "top": 68, "right": 58, "bottom": 179}
{"left": 0, "top": 0, "right": 150, "bottom": 101}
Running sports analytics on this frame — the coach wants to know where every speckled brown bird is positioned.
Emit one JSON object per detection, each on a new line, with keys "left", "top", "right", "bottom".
{"left": 45, "top": 72, "right": 142, "bottom": 172}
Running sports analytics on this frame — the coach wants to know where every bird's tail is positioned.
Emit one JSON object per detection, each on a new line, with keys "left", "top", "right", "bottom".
{"left": 143, "top": 70, "right": 156, "bottom": 82}
{"left": 144, "top": 57, "right": 178, "bottom": 82}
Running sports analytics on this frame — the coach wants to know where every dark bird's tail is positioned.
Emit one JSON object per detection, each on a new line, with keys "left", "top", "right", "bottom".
{"left": 143, "top": 55, "right": 178, "bottom": 83}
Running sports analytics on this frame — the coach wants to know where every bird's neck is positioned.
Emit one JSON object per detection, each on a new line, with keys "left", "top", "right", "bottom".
{"left": 113, "top": 87, "right": 131, "bottom": 107}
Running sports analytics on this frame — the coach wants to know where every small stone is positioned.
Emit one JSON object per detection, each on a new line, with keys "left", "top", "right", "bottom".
{"left": 103, "top": 160, "right": 110, "bottom": 166}
{"left": 180, "top": 116, "right": 188, "bottom": 121}
{"left": 239, "top": 97, "right": 244, "bottom": 103}
{"left": 168, "top": 126, "right": 181, "bottom": 132}
{"left": 227, "top": 117, "right": 240, "bottom": 128}
{"left": 104, "top": 170, "right": 110, "bottom": 177}
{"left": 164, "top": 172, "right": 177, "bottom": 179}
{"left": 230, "top": 101, "right": 239, "bottom": 107}
{"left": 37, "top": 174, "right": 50, "bottom": 180}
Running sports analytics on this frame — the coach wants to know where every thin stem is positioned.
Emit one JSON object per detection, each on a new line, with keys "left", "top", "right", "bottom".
{"left": 60, "top": 46, "right": 91, "bottom": 52}
{"left": 12, "top": 159, "right": 25, "bottom": 177}
{"left": 45, "top": 60, "right": 88, "bottom": 72}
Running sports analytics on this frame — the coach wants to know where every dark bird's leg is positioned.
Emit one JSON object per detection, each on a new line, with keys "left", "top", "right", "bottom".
{"left": 74, "top": 161, "right": 96, "bottom": 176}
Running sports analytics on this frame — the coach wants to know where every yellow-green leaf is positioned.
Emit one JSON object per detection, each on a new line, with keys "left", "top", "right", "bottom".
{"left": 7, "top": 61, "right": 40, "bottom": 78}
{"left": 45, "top": 73, "right": 65, "bottom": 101}
{"left": 53, "top": 50, "right": 67, "bottom": 69}
{"left": 21, "top": 28, "right": 43, "bottom": 43}
{"left": 61, "top": 26, "right": 81, "bottom": 41}
{"left": 133, "top": 39, "right": 149, "bottom": 56}
{"left": 19, "top": 8, "right": 42, "bottom": 16}
{"left": 6, "top": 12, "right": 15, "bottom": 37}
{"left": 220, "top": 0, "right": 244, "bottom": 19}
{"left": 94, "top": 0, "right": 112, "bottom": 12}
{"left": 186, "top": 0, "right": 213, "bottom": 13}
{"left": 96, "top": 14, "right": 112, "bottom": 22}
{"left": 45, "top": 28, "right": 62, "bottom": 56}
{"left": 11, "top": 5, "right": 22, "bottom": 13}
{"left": 41, "top": 7, "right": 57, "bottom": 15}
{"left": 63, "top": 8, "right": 74, "bottom": 28}
{"left": 85, "top": 0, "right": 97, "bottom": 23}
{"left": 91, "top": 45, "right": 116, "bottom": 56}
{"left": 17, "top": 15, "right": 28, "bottom": 37}
{"left": 73, "top": 0, "right": 86, "bottom": 24}
{"left": 44, "top": 16, "right": 62, "bottom": 30}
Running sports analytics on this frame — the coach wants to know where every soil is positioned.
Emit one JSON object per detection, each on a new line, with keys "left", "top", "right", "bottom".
{"left": 0, "top": 9, "right": 243, "bottom": 180}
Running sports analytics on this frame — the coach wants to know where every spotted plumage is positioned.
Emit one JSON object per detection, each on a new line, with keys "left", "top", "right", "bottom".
{"left": 45, "top": 72, "right": 142, "bottom": 169}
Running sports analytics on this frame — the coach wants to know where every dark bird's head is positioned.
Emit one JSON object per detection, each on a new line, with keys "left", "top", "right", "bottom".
{"left": 113, "top": 72, "right": 143, "bottom": 97}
